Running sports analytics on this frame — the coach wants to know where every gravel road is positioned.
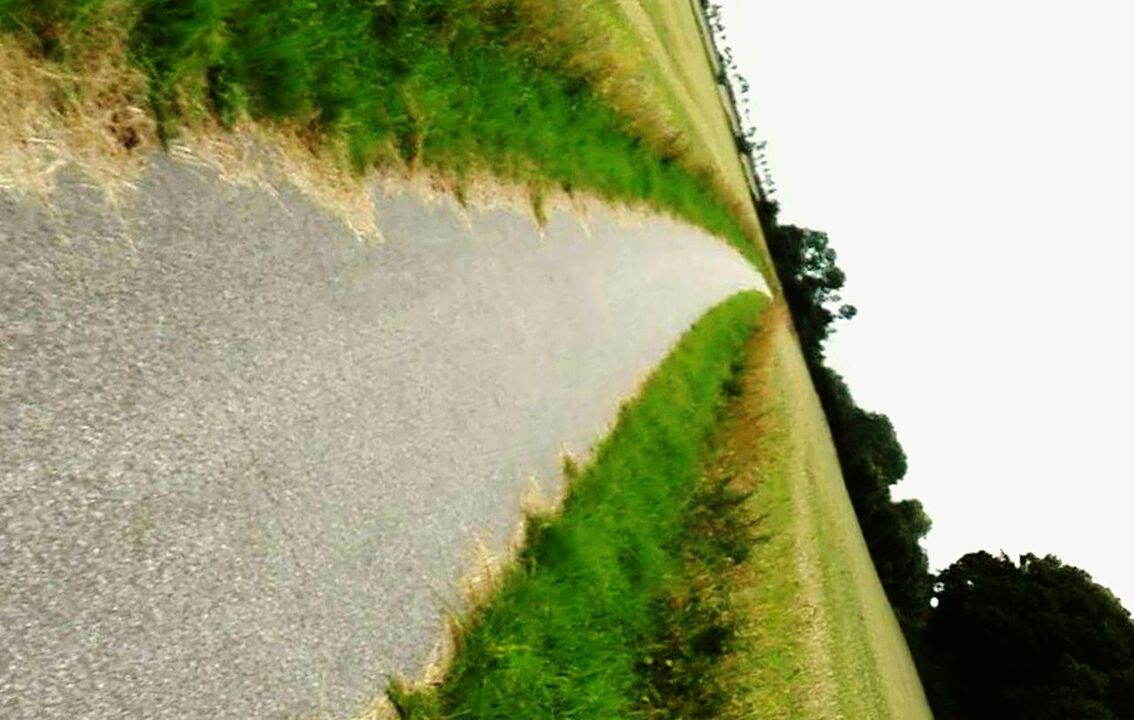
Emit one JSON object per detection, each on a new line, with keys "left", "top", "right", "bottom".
{"left": 0, "top": 157, "right": 765, "bottom": 719}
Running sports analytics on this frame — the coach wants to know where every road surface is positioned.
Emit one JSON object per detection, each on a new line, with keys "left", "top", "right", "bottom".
{"left": 0, "top": 157, "right": 765, "bottom": 718}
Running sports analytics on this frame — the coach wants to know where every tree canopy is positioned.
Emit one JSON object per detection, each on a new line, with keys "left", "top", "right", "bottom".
{"left": 926, "top": 552, "right": 1134, "bottom": 719}
{"left": 764, "top": 215, "right": 855, "bottom": 360}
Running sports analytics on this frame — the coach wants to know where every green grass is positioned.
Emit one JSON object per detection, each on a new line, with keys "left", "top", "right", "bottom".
{"left": 0, "top": 0, "right": 768, "bottom": 276}
{"left": 389, "top": 291, "right": 769, "bottom": 718}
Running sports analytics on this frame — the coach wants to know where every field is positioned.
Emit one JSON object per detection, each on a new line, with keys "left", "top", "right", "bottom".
{"left": 711, "top": 304, "right": 932, "bottom": 719}
{"left": 615, "top": 0, "right": 756, "bottom": 222}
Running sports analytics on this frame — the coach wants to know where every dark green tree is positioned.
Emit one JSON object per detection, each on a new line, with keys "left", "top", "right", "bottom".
{"left": 762, "top": 211, "right": 850, "bottom": 361}
{"left": 925, "top": 552, "right": 1134, "bottom": 719}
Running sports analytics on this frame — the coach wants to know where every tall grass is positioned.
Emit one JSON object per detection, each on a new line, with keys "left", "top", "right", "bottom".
{"left": 389, "top": 291, "right": 768, "bottom": 718}
{"left": 0, "top": 0, "right": 767, "bottom": 274}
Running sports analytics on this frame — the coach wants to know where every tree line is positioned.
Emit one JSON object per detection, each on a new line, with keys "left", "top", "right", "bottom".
{"left": 697, "top": 0, "right": 777, "bottom": 198}
{"left": 759, "top": 199, "right": 1134, "bottom": 718}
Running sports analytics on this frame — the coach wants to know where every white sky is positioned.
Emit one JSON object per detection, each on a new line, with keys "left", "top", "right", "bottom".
{"left": 716, "top": 0, "right": 1134, "bottom": 608}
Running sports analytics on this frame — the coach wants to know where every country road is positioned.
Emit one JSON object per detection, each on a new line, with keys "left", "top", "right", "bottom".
{"left": 0, "top": 157, "right": 765, "bottom": 719}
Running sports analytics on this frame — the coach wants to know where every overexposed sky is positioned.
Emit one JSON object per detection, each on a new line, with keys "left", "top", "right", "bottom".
{"left": 717, "top": 0, "right": 1134, "bottom": 607}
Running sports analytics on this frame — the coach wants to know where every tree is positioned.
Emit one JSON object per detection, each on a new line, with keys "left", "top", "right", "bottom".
{"left": 925, "top": 552, "right": 1134, "bottom": 720}
{"left": 762, "top": 218, "right": 848, "bottom": 360}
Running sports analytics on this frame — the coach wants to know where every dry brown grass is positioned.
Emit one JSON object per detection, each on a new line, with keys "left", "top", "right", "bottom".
{"left": 695, "top": 304, "right": 934, "bottom": 719}
{"left": 0, "top": 33, "right": 155, "bottom": 200}
{"left": 610, "top": 0, "right": 775, "bottom": 280}
{"left": 3, "top": 28, "right": 689, "bottom": 247}
{"left": 704, "top": 304, "right": 837, "bottom": 718}
{"left": 0, "top": 28, "right": 390, "bottom": 237}
{"left": 0, "top": 35, "right": 561, "bottom": 242}
{"left": 615, "top": 1, "right": 743, "bottom": 199}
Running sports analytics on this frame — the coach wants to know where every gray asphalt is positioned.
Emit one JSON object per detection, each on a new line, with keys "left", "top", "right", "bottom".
{"left": 0, "top": 156, "right": 765, "bottom": 719}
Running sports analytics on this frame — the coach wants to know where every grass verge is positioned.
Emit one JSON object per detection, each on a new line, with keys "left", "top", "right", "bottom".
{"left": 709, "top": 304, "right": 933, "bottom": 719}
{"left": 388, "top": 297, "right": 931, "bottom": 719}
{"left": 388, "top": 291, "right": 768, "bottom": 718}
{"left": 0, "top": 0, "right": 770, "bottom": 277}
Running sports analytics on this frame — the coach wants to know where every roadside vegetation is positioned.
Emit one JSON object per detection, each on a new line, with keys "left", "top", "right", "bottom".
{"left": 391, "top": 292, "right": 935, "bottom": 720}
{"left": 0, "top": 0, "right": 768, "bottom": 275}
{"left": 389, "top": 291, "right": 767, "bottom": 717}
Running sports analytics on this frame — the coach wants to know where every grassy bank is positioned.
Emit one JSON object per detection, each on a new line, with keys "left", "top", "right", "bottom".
{"left": 0, "top": 0, "right": 767, "bottom": 275}
{"left": 710, "top": 305, "right": 932, "bottom": 719}
{"left": 388, "top": 296, "right": 931, "bottom": 719}
{"left": 617, "top": 0, "right": 755, "bottom": 221}
{"left": 389, "top": 291, "right": 768, "bottom": 718}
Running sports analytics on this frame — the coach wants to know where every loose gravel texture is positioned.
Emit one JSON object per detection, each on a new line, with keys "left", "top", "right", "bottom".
{"left": 0, "top": 157, "right": 765, "bottom": 719}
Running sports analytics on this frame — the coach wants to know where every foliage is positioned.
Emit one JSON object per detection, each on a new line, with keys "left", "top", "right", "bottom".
{"left": 763, "top": 211, "right": 854, "bottom": 362}
{"left": 391, "top": 292, "right": 768, "bottom": 718}
{"left": 925, "top": 552, "right": 1134, "bottom": 719}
